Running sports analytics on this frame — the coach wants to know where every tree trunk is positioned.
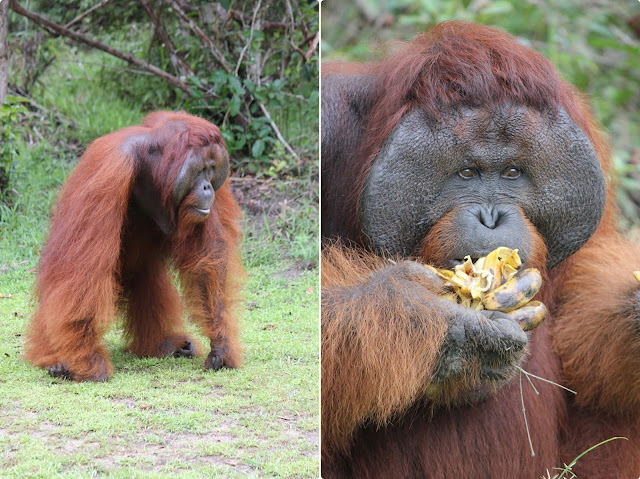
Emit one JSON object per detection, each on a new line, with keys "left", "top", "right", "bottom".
{"left": 0, "top": 0, "right": 9, "bottom": 104}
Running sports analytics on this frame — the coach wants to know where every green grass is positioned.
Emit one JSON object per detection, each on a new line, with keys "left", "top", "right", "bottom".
{"left": 31, "top": 45, "right": 145, "bottom": 144}
{"left": 0, "top": 43, "right": 319, "bottom": 479}
{"left": 0, "top": 264, "right": 318, "bottom": 478}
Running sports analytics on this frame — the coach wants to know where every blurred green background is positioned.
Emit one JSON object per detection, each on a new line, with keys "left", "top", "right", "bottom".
{"left": 322, "top": 0, "right": 640, "bottom": 228}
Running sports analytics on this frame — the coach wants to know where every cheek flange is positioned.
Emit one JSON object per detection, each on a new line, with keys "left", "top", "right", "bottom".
{"left": 359, "top": 109, "right": 453, "bottom": 256}
{"left": 359, "top": 106, "right": 606, "bottom": 269}
{"left": 173, "top": 143, "right": 230, "bottom": 208}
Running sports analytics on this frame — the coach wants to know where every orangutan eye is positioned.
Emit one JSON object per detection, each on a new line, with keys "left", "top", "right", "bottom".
{"left": 458, "top": 168, "right": 478, "bottom": 179}
{"left": 502, "top": 167, "right": 521, "bottom": 179}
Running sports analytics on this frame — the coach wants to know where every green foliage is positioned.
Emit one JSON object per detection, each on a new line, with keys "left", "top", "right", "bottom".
{"left": 6, "top": 33, "right": 58, "bottom": 94}
{"left": 0, "top": 113, "right": 76, "bottom": 236}
{"left": 176, "top": 1, "right": 319, "bottom": 175}
{"left": 31, "top": 0, "right": 147, "bottom": 31}
{"left": 186, "top": 70, "right": 285, "bottom": 161}
{"left": 31, "top": 45, "right": 144, "bottom": 143}
{"left": 0, "top": 96, "right": 29, "bottom": 194}
{"left": 10, "top": 0, "right": 319, "bottom": 178}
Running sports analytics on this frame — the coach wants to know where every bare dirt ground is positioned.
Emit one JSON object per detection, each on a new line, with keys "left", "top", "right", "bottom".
{"left": 231, "top": 176, "right": 317, "bottom": 229}
{"left": 230, "top": 175, "right": 319, "bottom": 273}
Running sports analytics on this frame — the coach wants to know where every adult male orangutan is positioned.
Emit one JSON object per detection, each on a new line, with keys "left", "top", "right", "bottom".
{"left": 321, "top": 21, "right": 640, "bottom": 478}
{"left": 26, "top": 111, "right": 242, "bottom": 382}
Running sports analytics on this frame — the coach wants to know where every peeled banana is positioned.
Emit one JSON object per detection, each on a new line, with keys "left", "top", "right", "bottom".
{"left": 425, "top": 247, "right": 546, "bottom": 331}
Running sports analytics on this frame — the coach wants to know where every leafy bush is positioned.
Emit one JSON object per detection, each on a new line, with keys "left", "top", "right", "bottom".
{"left": 0, "top": 96, "right": 29, "bottom": 194}
{"left": 11, "top": 0, "right": 318, "bottom": 178}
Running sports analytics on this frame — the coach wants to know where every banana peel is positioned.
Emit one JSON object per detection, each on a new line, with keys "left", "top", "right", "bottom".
{"left": 482, "top": 268, "right": 543, "bottom": 313}
{"left": 505, "top": 301, "right": 546, "bottom": 331}
{"left": 425, "top": 247, "right": 546, "bottom": 331}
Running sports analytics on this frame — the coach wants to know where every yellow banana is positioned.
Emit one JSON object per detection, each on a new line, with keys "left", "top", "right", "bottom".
{"left": 505, "top": 300, "right": 547, "bottom": 331}
{"left": 424, "top": 264, "right": 454, "bottom": 281}
{"left": 634, "top": 271, "right": 640, "bottom": 283}
{"left": 482, "top": 268, "right": 542, "bottom": 312}
{"left": 481, "top": 247, "right": 522, "bottom": 291}
{"left": 425, "top": 247, "right": 528, "bottom": 307}
{"left": 424, "top": 247, "right": 545, "bottom": 331}
{"left": 441, "top": 292, "right": 459, "bottom": 304}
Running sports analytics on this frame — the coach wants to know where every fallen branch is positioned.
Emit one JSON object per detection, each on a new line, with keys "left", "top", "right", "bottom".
{"left": 64, "top": 0, "right": 112, "bottom": 29}
{"left": 9, "top": 0, "right": 193, "bottom": 94}
{"left": 258, "top": 101, "right": 299, "bottom": 160}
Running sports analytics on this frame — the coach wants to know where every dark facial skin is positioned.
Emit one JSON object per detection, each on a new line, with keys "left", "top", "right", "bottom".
{"left": 359, "top": 104, "right": 607, "bottom": 268}
{"left": 131, "top": 141, "right": 229, "bottom": 235}
{"left": 190, "top": 175, "right": 214, "bottom": 215}
{"left": 173, "top": 143, "right": 229, "bottom": 211}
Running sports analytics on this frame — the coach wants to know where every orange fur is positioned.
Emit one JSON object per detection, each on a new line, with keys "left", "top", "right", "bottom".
{"left": 554, "top": 233, "right": 640, "bottom": 414}
{"left": 321, "top": 20, "right": 640, "bottom": 478}
{"left": 550, "top": 232, "right": 640, "bottom": 477}
{"left": 25, "top": 112, "right": 243, "bottom": 381}
{"left": 321, "top": 245, "right": 449, "bottom": 459}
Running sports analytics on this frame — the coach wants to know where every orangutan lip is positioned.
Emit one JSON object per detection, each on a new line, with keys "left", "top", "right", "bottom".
{"left": 194, "top": 208, "right": 210, "bottom": 215}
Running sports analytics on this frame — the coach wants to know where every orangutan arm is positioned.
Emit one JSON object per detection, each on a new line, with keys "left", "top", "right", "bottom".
{"left": 321, "top": 245, "right": 530, "bottom": 458}
{"left": 553, "top": 233, "right": 640, "bottom": 414}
